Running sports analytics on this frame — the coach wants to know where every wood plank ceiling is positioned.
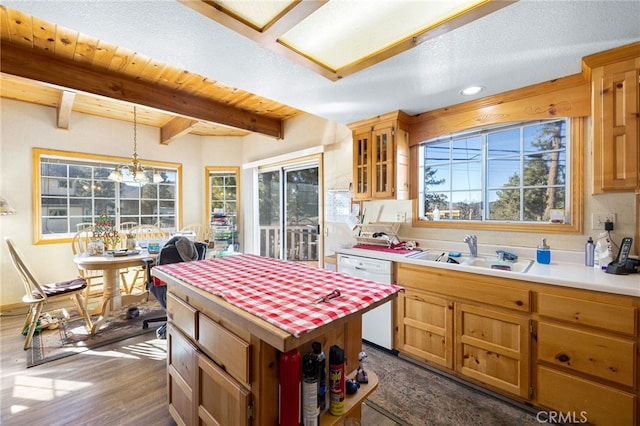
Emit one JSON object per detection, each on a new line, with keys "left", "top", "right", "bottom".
{"left": 0, "top": 5, "right": 304, "bottom": 142}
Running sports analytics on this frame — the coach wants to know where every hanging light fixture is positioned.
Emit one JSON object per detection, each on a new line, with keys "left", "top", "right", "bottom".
{"left": 108, "top": 105, "right": 157, "bottom": 185}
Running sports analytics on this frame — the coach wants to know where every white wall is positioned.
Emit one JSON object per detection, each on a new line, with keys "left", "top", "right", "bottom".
{"left": 1, "top": 98, "right": 636, "bottom": 307}
{"left": 0, "top": 99, "right": 242, "bottom": 306}
{"left": 0, "top": 100, "right": 351, "bottom": 306}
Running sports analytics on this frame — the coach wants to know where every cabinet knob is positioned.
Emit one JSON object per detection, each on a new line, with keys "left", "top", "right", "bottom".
{"left": 555, "top": 353, "right": 570, "bottom": 363}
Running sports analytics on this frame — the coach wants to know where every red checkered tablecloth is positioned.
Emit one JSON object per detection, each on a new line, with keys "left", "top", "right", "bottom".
{"left": 154, "top": 254, "right": 403, "bottom": 338}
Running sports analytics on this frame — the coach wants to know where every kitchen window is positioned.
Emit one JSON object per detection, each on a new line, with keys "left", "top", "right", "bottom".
{"left": 34, "top": 148, "right": 181, "bottom": 243}
{"left": 417, "top": 119, "right": 576, "bottom": 229}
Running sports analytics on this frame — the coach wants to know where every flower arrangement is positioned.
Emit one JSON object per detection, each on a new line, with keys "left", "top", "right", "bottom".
{"left": 93, "top": 214, "right": 120, "bottom": 249}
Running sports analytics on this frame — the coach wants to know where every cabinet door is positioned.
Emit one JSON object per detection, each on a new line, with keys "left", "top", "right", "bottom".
{"left": 455, "top": 303, "right": 530, "bottom": 398}
{"left": 372, "top": 127, "right": 395, "bottom": 199}
{"left": 168, "top": 325, "right": 198, "bottom": 426}
{"left": 396, "top": 289, "right": 453, "bottom": 369}
{"left": 593, "top": 59, "right": 640, "bottom": 192}
{"left": 198, "top": 353, "right": 252, "bottom": 426}
{"left": 352, "top": 129, "right": 371, "bottom": 200}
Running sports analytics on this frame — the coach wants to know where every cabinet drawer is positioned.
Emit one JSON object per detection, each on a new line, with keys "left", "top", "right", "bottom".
{"left": 198, "top": 353, "right": 251, "bottom": 426}
{"left": 398, "top": 265, "right": 531, "bottom": 312}
{"left": 198, "top": 313, "right": 251, "bottom": 386}
{"left": 537, "top": 322, "right": 636, "bottom": 387}
{"left": 168, "top": 292, "right": 198, "bottom": 339}
{"left": 537, "top": 365, "right": 636, "bottom": 426}
{"left": 538, "top": 293, "right": 636, "bottom": 335}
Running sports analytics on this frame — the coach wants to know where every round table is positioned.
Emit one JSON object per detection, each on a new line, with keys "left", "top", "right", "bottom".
{"left": 74, "top": 250, "right": 156, "bottom": 333}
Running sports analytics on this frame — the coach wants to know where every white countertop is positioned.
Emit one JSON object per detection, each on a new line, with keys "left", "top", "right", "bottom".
{"left": 334, "top": 246, "right": 640, "bottom": 298}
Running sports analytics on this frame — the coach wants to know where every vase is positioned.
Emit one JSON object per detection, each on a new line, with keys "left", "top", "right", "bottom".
{"left": 126, "top": 238, "right": 137, "bottom": 250}
{"left": 87, "top": 238, "right": 105, "bottom": 256}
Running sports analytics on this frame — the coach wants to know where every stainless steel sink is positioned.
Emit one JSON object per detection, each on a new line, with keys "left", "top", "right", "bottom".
{"left": 405, "top": 250, "right": 533, "bottom": 273}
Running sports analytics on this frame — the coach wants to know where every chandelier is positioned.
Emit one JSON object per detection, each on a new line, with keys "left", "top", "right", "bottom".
{"left": 108, "top": 106, "right": 161, "bottom": 185}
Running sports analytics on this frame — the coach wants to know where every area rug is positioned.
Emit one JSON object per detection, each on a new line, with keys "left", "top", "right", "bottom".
{"left": 27, "top": 300, "right": 164, "bottom": 368}
{"left": 363, "top": 343, "right": 540, "bottom": 426}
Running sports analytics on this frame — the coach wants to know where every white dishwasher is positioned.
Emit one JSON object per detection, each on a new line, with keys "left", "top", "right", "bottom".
{"left": 337, "top": 254, "right": 393, "bottom": 350}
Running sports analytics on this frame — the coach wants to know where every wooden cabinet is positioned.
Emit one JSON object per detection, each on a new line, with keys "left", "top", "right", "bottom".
{"left": 396, "top": 288, "right": 453, "bottom": 369}
{"left": 455, "top": 303, "right": 530, "bottom": 399}
{"left": 198, "top": 353, "right": 252, "bottom": 426}
{"left": 583, "top": 42, "right": 640, "bottom": 193}
{"left": 396, "top": 263, "right": 531, "bottom": 399}
{"left": 535, "top": 291, "right": 638, "bottom": 425}
{"left": 349, "top": 111, "right": 410, "bottom": 200}
{"left": 166, "top": 293, "right": 253, "bottom": 426}
{"left": 167, "top": 325, "right": 198, "bottom": 426}
{"left": 395, "top": 261, "right": 640, "bottom": 424}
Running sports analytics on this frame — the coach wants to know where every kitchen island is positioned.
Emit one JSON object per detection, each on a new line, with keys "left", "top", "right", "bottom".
{"left": 151, "top": 254, "right": 402, "bottom": 425}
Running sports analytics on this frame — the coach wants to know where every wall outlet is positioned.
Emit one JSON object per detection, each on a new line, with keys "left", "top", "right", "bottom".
{"left": 395, "top": 212, "right": 406, "bottom": 222}
{"left": 591, "top": 212, "right": 616, "bottom": 229}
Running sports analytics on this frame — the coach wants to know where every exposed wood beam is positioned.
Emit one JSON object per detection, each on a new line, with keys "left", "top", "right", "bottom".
{"left": 57, "top": 90, "right": 76, "bottom": 129}
{"left": 161, "top": 116, "right": 198, "bottom": 145}
{"left": 0, "top": 41, "right": 283, "bottom": 139}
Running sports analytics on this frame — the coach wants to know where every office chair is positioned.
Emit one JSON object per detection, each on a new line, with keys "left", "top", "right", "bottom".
{"left": 142, "top": 236, "right": 207, "bottom": 338}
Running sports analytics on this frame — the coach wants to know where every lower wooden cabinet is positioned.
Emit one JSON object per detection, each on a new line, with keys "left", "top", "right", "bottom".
{"left": 537, "top": 366, "right": 636, "bottom": 426}
{"left": 396, "top": 289, "right": 453, "bottom": 369}
{"left": 168, "top": 325, "right": 197, "bottom": 426}
{"left": 198, "top": 353, "right": 252, "bottom": 426}
{"left": 395, "top": 262, "right": 640, "bottom": 425}
{"left": 455, "top": 303, "right": 530, "bottom": 399}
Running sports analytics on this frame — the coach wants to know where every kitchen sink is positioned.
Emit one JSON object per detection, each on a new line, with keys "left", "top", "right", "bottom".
{"left": 463, "top": 257, "right": 533, "bottom": 273}
{"left": 405, "top": 250, "right": 533, "bottom": 273}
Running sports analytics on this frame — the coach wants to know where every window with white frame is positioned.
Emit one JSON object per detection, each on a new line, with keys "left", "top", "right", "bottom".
{"left": 418, "top": 119, "right": 569, "bottom": 224}
{"left": 35, "top": 149, "right": 180, "bottom": 241}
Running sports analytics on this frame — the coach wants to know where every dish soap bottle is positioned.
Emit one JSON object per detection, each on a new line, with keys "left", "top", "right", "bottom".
{"left": 585, "top": 237, "right": 595, "bottom": 267}
{"left": 433, "top": 205, "right": 440, "bottom": 221}
{"left": 537, "top": 238, "right": 551, "bottom": 264}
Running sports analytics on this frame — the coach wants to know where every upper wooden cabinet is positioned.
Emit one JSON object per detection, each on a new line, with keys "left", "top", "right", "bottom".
{"left": 583, "top": 42, "right": 640, "bottom": 193}
{"left": 349, "top": 111, "right": 410, "bottom": 200}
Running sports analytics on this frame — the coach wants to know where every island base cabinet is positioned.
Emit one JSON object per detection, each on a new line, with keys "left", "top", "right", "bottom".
{"left": 537, "top": 366, "right": 636, "bottom": 426}
{"left": 455, "top": 304, "right": 530, "bottom": 399}
{"left": 198, "top": 353, "right": 252, "bottom": 426}
{"left": 168, "top": 325, "right": 198, "bottom": 426}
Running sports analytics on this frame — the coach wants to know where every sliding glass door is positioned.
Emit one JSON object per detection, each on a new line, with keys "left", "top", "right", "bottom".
{"left": 258, "top": 160, "right": 319, "bottom": 262}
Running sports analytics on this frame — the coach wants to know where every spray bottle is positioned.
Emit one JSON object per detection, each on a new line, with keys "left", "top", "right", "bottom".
{"left": 302, "top": 348, "right": 320, "bottom": 426}
{"left": 313, "top": 341, "right": 327, "bottom": 413}
{"left": 329, "top": 345, "right": 345, "bottom": 416}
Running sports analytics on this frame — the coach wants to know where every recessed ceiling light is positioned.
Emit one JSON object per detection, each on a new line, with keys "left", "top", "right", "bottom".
{"left": 460, "top": 85, "right": 485, "bottom": 96}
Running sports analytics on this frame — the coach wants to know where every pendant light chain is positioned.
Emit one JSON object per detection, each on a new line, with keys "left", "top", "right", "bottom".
{"left": 133, "top": 105, "right": 138, "bottom": 156}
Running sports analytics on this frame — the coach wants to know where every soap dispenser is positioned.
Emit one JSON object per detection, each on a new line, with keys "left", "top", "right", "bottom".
{"left": 537, "top": 238, "right": 551, "bottom": 264}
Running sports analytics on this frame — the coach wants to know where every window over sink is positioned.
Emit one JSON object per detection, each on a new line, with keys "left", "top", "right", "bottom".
{"left": 416, "top": 118, "right": 582, "bottom": 233}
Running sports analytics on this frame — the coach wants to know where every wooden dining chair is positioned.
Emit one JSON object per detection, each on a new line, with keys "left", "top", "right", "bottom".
{"left": 5, "top": 237, "right": 94, "bottom": 349}
{"left": 180, "top": 223, "right": 212, "bottom": 242}
{"left": 123, "top": 224, "right": 169, "bottom": 294}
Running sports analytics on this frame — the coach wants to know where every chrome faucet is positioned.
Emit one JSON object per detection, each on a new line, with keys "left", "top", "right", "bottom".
{"left": 463, "top": 234, "right": 477, "bottom": 257}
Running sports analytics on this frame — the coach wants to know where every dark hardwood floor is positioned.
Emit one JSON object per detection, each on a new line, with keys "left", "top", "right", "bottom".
{"left": 0, "top": 300, "right": 398, "bottom": 426}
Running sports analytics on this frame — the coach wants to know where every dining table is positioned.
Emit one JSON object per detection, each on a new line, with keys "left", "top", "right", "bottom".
{"left": 74, "top": 250, "right": 156, "bottom": 333}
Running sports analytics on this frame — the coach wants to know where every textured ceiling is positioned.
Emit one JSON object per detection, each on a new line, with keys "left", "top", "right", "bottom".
{"left": 4, "top": 1, "right": 640, "bottom": 126}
